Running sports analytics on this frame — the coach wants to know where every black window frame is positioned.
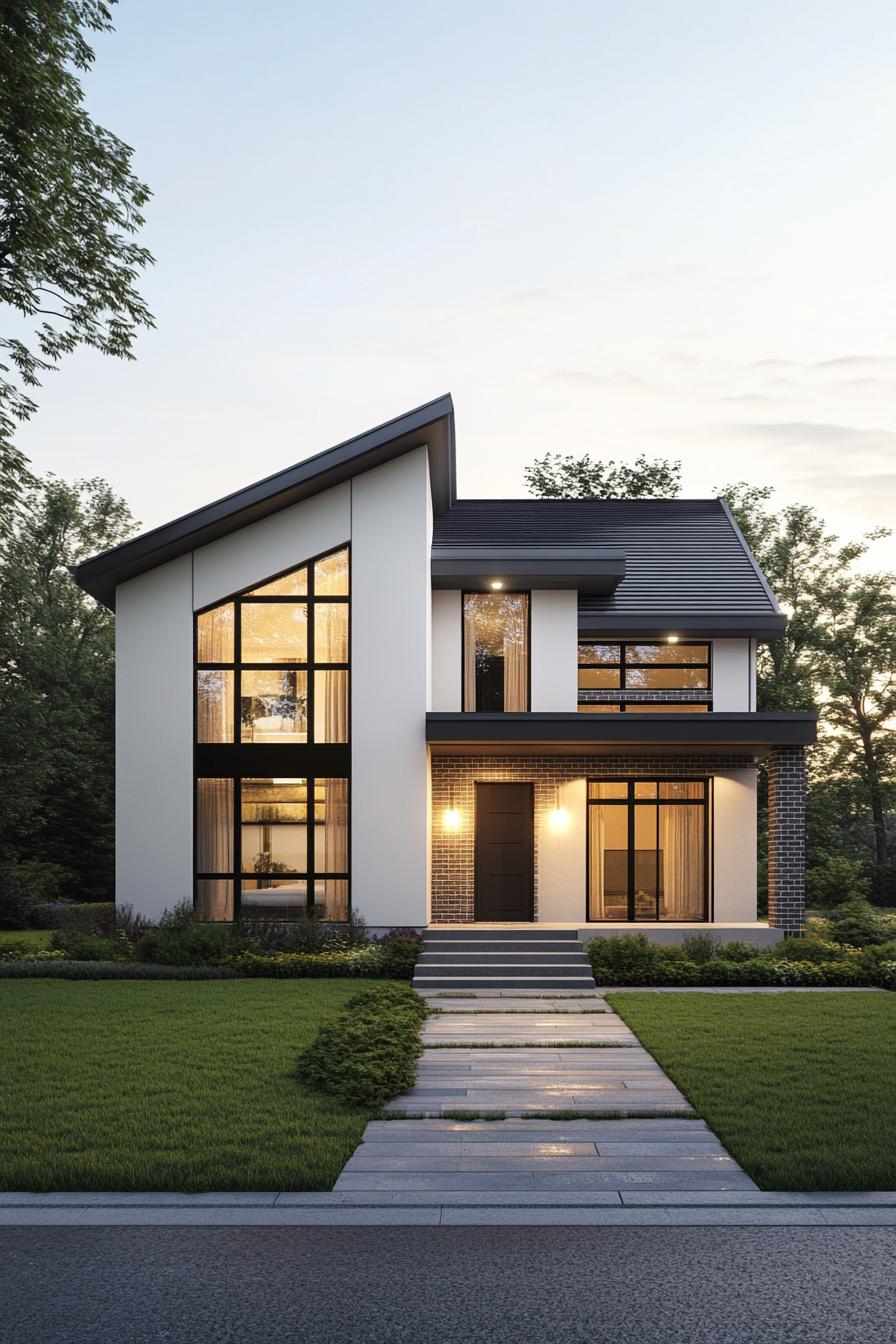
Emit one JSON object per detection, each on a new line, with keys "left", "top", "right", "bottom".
{"left": 193, "top": 542, "right": 351, "bottom": 921}
{"left": 585, "top": 776, "right": 711, "bottom": 923}
{"left": 577, "top": 641, "right": 712, "bottom": 712}
{"left": 462, "top": 590, "right": 532, "bottom": 713}
{"left": 195, "top": 774, "right": 351, "bottom": 921}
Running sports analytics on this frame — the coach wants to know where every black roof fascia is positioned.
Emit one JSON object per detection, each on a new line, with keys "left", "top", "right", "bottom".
{"left": 577, "top": 613, "right": 788, "bottom": 640}
{"left": 426, "top": 711, "right": 817, "bottom": 748}
{"left": 432, "top": 545, "right": 625, "bottom": 595}
{"left": 71, "top": 395, "right": 455, "bottom": 610}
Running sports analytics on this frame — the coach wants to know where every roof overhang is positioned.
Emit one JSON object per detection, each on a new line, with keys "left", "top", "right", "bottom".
{"left": 578, "top": 613, "right": 789, "bottom": 641}
{"left": 426, "top": 711, "right": 817, "bottom": 754}
{"left": 432, "top": 546, "right": 625, "bottom": 594}
{"left": 71, "top": 395, "right": 455, "bottom": 610}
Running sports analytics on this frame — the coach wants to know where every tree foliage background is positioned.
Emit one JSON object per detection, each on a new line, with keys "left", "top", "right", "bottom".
{"left": 0, "top": 1, "right": 149, "bottom": 913}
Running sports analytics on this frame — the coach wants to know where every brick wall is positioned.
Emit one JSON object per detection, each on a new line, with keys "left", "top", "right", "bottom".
{"left": 767, "top": 745, "right": 806, "bottom": 935}
{"left": 430, "top": 752, "right": 757, "bottom": 924}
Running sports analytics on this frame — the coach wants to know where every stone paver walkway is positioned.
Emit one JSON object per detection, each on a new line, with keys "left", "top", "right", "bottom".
{"left": 334, "top": 991, "right": 758, "bottom": 1201}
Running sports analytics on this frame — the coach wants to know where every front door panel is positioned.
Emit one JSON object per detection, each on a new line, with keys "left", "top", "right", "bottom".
{"left": 474, "top": 782, "right": 534, "bottom": 921}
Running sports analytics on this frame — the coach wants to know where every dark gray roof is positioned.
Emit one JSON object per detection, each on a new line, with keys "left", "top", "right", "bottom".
{"left": 432, "top": 497, "right": 784, "bottom": 638}
{"left": 72, "top": 395, "right": 455, "bottom": 609}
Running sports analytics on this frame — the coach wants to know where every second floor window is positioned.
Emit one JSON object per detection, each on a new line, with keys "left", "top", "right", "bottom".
{"left": 195, "top": 545, "right": 350, "bottom": 744}
{"left": 463, "top": 593, "right": 529, "bottom": 712}
{"left": 578, "top": 641, "right": 711, "bottom": 712}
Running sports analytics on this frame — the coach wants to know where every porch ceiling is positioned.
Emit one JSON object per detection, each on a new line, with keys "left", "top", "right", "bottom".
{"left": 426, "top": 711, "right": 817, "bottom": 755}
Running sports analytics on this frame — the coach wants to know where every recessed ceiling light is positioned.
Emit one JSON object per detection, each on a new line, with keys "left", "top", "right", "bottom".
{"left": 667, "top": 635, "right": 679, "bottom": 644}
{"left": 490, "top": 580, "right": 503, "bottom": 590}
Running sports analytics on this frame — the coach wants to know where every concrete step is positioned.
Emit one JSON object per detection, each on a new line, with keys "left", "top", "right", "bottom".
{"left": 427, "top": 928, "right": 576, "bottom": 940}
{"left": 415, "top": 963, "right": 592, "bottom": 977}
{"left": 412, "top": 977, "right": 598, "bottom": 990}
{"left": 419, "top": 954, "right": 589, "bottom": 967}
{"left": 423, "top": 942, "right": 584, "bottom": 953}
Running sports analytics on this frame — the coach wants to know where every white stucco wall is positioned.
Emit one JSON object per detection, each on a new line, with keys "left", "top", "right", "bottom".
{"left": 712, "top": 639, "right": 754, "bottom": 711}
{"left": 351, "top": 448, "right": 431, "bottom": 927}
{"left": 192, "top": 483, "right": 351, "bottom": 608}
{"left": 712, "top": 770, "right": 758, "bottom": 921}
{"left": 116, "top": 555, "right": 194, "bottom": 922}
{"left": 431, "top": 590, "right": 462, "bottom": 711}
{"left": 530, "top": 590, "right": 578, "bottom": 711}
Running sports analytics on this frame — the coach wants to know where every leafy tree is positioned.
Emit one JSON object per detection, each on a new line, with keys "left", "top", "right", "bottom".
{"left": 0, "top": 472, "right": 135, "bottom": 902}
{"left": 525, "top": 452, "right": 681, "bottom": 499}
{"left": 719, "top": 483, "right": 895, "bottom": 871}
{"left": 0, "top": 0, "right": 153, "bottom": 532}
{"left": 811, "top": 572, "right": 896, "bottom": 866}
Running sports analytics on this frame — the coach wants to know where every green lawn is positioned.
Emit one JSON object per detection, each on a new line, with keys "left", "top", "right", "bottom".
{"left": 608, "top": 991, "right": 896, "bottom": 1190}
{"left": 0, "top": 979, "right": 380, "bottom": 1191}
{"left": 0, "top": 929, "right": 53, "bottom": 951}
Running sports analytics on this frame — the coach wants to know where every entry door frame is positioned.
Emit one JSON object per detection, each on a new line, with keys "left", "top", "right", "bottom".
{"left": 474, "top": 781, "right": 535, "bottom": 922}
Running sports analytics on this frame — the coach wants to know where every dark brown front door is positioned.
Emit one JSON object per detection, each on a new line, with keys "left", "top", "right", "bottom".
{"left": 474, "top": 783, "right": 534, "bottom": 921}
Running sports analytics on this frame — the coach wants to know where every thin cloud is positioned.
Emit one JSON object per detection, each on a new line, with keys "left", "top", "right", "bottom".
{"left": 544, "top": 369, "right": 653, "bottom": 389}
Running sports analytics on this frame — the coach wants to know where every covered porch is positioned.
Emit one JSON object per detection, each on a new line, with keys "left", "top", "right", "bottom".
{"left": 427, "top": 711, "right": 817, "bottom": 937}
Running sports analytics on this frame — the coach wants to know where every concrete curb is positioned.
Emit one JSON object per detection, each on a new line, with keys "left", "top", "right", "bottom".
{"left": 1, "top": 1191, "right": 894, "bottom": 1227}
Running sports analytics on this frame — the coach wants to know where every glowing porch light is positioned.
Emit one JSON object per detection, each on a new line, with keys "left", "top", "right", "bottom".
{"left": 489, "top": 580, "right": 504, "bottom": 590}
{"left": 667, "top": 635, "right": 679, "bottom": 644}
{"left": 547, "top": 785, "right": 569, "bottom": 832}
{"left": 443, "top": 807, "right": 461, "bottom": 831}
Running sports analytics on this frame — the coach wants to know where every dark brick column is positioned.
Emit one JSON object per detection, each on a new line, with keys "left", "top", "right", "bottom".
{"left": 767, "top": 746, "right": 807, "bottom": 935}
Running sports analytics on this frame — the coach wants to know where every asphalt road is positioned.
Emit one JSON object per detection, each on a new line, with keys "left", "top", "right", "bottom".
{"left": 3, "top": 1226, "right": 895, "bottom": 1343}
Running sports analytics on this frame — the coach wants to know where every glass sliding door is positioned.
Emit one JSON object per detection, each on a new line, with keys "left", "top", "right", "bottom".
{"left": 587, "top": 779, "right": 708, "bottom": 921}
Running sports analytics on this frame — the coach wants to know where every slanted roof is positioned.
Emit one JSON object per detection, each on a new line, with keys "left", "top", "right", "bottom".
{"left": 71, "top": 395, "right": 455, "bottom": 609}
{"left": 432, "top": 497, "right": 784, "bottom": 639}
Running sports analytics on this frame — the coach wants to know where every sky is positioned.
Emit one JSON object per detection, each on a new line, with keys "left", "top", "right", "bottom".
{"left": 15, "top": 1, "right": 896, "bottom": 564}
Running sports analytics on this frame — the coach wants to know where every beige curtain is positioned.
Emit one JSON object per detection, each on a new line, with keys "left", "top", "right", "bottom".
{"left": 196, "top": 603, "right": 234, "bottom": 663}
{"left": 196, "top": 879, "right": 233, "bottom": 922}
{"left": 315, "top": 670, "right": 348, "bottom": 742}
{"left": 197, "top": 671, "right": 234, "bottom": 742}
{"left": 197, "top": 778, "right": 234, "bottom": 873}
{"left": 588, "top": 806, "right": 606, "bottom": 919}
{"left": 503, "top": 599, "right": 528, "bottom": 711}
{"left": 659, "top": 804, "right": 703, "bottom": 918}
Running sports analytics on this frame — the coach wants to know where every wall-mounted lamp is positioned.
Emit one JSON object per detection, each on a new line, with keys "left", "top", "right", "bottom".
{"left": 489, "top": 579, "right": 504, "bottom": 591}
{"left": 547, "top": 784, "right": 569, "bottom": 832}
{"left": 443, "top": 790, "right": 461, "bottom": 831}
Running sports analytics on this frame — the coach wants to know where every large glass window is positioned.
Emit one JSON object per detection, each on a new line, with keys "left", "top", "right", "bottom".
{"left": 195, "top": 776, "right": 350, "bottom": 922}
{"left": 195, "top": 546, "right": 350, "bottom": 745}
{"left": 463, "top": 593, "right": 529, "bottom": 712}
{"left": 578, "top": 642, "right": 711, "bottom": 712}
{"left": 193, "top": 545, "right": 351, "bottom": 920}
{"left": 587, "top": 779, "right": 707, "bottom": 922}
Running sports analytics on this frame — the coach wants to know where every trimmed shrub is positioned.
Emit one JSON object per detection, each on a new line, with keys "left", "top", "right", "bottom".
{"left": 588, "top": 934, "right": 668, "bottom": 984}
{"left": 0, "top": 960, "right": 240, "bottom": 979}
{"left": 297, "top": 983, "right": 430, "bottom": 1107}
{"left": 680, "top": 932, "right": 719, "bottom": 965}
{"left": 229, "top": 946, "right": 388, "bottom": 978}
{"left": 377, "top": 935, "right": 422, "bottom": 980}
{"left": 828, "top": 900, "right": 896, "bottom": 948}
{"left": 0, "top": 945, "right": 68, "bottom": 963}
{"left": 135, "top": 922, "right": 238, "bottom": 966}
{"left": 51, "top": 930, "right": 133, "bottom": 962}
{"left": 769, "top": 935, "right": 850, "bottom": 964}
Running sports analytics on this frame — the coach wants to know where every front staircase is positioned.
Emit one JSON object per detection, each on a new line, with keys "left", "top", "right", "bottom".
{"left": 412, "top": 927, "right": 597, "bottom": 992}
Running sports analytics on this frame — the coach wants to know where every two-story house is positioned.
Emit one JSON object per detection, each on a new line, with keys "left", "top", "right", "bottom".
{"left": 72, "top": 395, "right": 816, "bottom": 946}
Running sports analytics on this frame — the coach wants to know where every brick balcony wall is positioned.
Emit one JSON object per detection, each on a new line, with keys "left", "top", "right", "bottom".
{"left": 430, "top": 752, "right": 757, "bottom": 924}
{"left": 767, "top": 745, "right": 807, "bottom": 935}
